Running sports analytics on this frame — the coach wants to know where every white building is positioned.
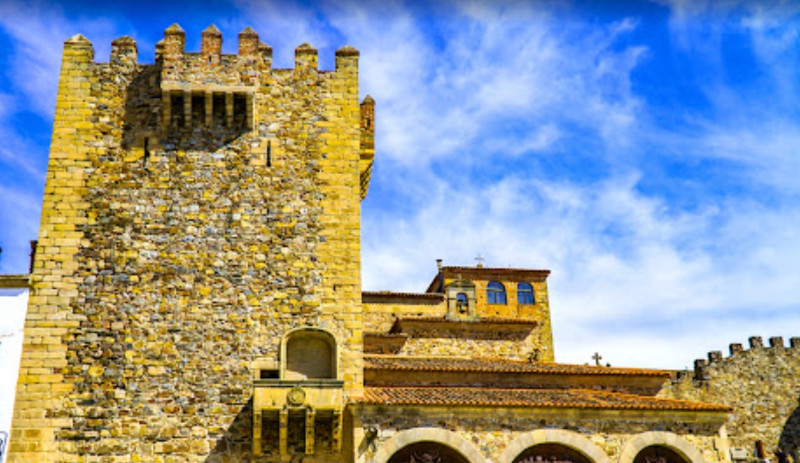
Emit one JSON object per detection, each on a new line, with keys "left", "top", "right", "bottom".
{"left": 0, "top": 275, "right": 29, "bottom": 463}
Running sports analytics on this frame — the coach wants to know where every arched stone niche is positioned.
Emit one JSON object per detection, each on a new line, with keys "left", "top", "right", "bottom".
{"left": 619, "top": 432, "right": 705, "bottom": 463}
{"left": 370, "top": 428, "right": 486, "bottom": 463}
{"left": 281, "top": 327, "right": 338, "bottom": 380}
{"left": 500, "top": 429, "right": 612, "bottom": 463}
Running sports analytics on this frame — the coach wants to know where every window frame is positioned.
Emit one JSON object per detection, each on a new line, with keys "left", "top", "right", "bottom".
{"left": 517, "top": 282, "right": 535, "bottom": 305}
{"left": 486, "top": 281, "right": 507, "bottom": 305}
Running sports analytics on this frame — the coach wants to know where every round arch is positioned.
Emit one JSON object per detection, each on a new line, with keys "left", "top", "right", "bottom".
{"left": 618, "top": 432, "right": 705, "bottom": 463}
{"left": 370, "top": 427, "right": 486, "bottom": 463}
{"left": 500, "top": 429, "right": 612, "bottom": 463}
{"left": 280, "top": 326, "right": 338, "bottom": 380}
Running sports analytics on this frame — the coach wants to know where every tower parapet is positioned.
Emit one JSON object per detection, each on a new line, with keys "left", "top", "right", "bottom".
{"left": 688, "top": 335, "right": 800, "bottom": 382}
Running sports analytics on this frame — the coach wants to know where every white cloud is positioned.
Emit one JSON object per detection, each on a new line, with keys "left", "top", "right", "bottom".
{"left": 0, "top": 1, "right": 120, "bottom": 116}
{"left": 363, "top": 158, "right": 800, "bottom": 368}
{"left": 307, "top": 1, "right": 649, "bottom": 168}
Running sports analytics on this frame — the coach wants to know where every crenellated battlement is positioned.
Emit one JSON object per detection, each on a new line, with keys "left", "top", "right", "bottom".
{"left": 66, "top": 23, "right": 358, "bottom": 71}
{"left": 684, "top": 335, "right": 800, "bottom": 382}
{"left": 662, "top": 335, "right": 800, "bottom": 460}
{"left": 58, "top": 24, "right": 373, "bottom": 183}
{"left": 62, "top": 24, "right": 362, "bottom": 135}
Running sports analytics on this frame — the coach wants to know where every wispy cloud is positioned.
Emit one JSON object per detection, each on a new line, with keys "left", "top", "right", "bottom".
{"left": 0, "top": 1, "right": 120, "bottom": 116}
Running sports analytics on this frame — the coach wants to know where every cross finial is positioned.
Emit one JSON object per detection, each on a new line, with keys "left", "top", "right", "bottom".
{"left": 592, "top": 352, "right": 603, "bottom": 366}
{"left": 475, "top": 254, "right": 485, "bottom": 268}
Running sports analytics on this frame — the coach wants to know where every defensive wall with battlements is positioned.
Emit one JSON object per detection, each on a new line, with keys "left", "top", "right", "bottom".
{"left": 660, "top": 336, "right": 800, "bottom": 463}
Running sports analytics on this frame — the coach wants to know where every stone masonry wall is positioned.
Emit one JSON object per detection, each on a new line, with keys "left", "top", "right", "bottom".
{"left": 363, "top": 300, "right": 446, "bottom": 333}
{"left": 10, "top": 27, "right": 365, "bottom": 463}
{"left": 467, "top": 277, "right": 554, "bottom": 362}
{"left": 660, "top": 336, "right": 800, "bottom": 462}
{"left": 397, "top": 334, "right": 539, "bottom": 360}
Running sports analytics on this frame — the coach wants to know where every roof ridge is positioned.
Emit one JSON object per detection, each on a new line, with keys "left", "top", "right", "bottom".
{"left": 358, "top": 386, "right": 732, "bottom": 412}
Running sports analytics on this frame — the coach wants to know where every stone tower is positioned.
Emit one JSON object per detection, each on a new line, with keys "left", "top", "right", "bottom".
{"left": 9, "top": 24, "right": 373, "bottom": 461}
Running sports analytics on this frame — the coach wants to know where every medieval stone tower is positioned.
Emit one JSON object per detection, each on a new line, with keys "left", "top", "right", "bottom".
{"left": 10, "top": 24, "right": 374, "bottom": 461}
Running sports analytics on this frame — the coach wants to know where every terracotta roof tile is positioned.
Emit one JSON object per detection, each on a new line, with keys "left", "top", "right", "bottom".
{"left": 363, "top": 291, "right": 445, "bottom": 300}
{"left": 364, "top": 332, "right": 409, "bottom": 339}
{"left": 355, "top": 387, "right": 731, "bottom": 412}
{"left": 443, "top": 266, "right": 551, "bottom": 275}
{"left": 364, "top": 356, "right": 671, "bottom": 377}
{"left": 393, "top": 316, "right": 538, "bottom": 326}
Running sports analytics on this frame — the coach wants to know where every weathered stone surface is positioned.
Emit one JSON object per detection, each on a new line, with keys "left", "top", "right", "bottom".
{"left": 10, "top": 28, "right": 365, "bottom": 462}
{"left": 661, "top": 340, "right": 800, "bottom": 462}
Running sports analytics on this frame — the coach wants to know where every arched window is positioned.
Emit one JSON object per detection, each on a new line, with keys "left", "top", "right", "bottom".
{"left": 486, "top": 281, "right": 506, "bottom": 304}
{"left": 517, "top": 282, "right": 535, "bottom": 305}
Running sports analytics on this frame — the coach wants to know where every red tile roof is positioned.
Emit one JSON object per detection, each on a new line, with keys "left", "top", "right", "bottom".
{"left": 392, "top": 316, "right": 538, "bottom": 326}
{"left": 364, "top": 333, "right": 409, "bottom": 339}
{"left": 426, "top": 266, "right": 551, "bottom": 292}
{"left": 443, "top": 266, "right": 551, "bottom": 275}
{"left": 356, "top": 387, "right": 731, "bottom": 411}
{"left": 364, "top": 356, "right": 671, "bottom": 377}
{"left": 363, "top": 291, "right": 445, "bottom": 301}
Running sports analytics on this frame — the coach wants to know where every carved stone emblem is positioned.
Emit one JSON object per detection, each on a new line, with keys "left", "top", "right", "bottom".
{"left": 287, "top": 385, "right": 306, "bottom": 406}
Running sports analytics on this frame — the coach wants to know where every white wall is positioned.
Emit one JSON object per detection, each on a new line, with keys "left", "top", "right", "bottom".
{"left": 0, "top": 288, "right": 28, "bottom": 463}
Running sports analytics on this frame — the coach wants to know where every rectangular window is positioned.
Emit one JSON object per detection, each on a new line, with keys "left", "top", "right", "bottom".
{"left": 191, "top": 93, "right": 205, "bottom": 126}
{"left": 170, "top": 93, "right": 184, "bottom": 127}
{"left": 233, "top": 93, "right": 248, "bottom": 128}
{"left": 213, "top": 93, "right": 226, "bottom": 126}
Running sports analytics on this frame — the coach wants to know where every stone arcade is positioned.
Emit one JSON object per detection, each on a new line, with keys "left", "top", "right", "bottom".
{"left": 6, "top": 25, "right": 800, "bottom": 463}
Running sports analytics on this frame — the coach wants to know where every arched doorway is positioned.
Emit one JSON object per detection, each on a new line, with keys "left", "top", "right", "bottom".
{"left": 387, "top": 442, "right": 471, "bottom": 463}
{"left": 634, "top": 446, "right": 690, "bottom": 463}
{"left": 513, "top": 444, "right": 595, "bottom": 463}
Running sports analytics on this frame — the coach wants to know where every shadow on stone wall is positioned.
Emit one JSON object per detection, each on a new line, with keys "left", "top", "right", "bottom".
{"left": 122, "top": 65, "right": 251, "bottom": 156}
{"left": 204, "top": 399, "right": 254, "bottom": 463}
{"left": 779, "top": 398, "right": 800, "bottom": 458}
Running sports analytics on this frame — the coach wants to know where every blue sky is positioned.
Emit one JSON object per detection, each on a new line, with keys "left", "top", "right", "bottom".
{"left": 1, "top": 0, "right": 800, "bottom": 369}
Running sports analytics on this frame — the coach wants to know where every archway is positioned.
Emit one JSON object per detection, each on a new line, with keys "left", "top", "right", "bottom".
{"left": 370, "top": 428, "right": 486, "bottom": 463}
{"left": 500, "top": 429, "right": 611, "bottom": 463}
{"left": 618, "top": 432, "right": 705, "bottom": 463}
{"left": 387, "top": 442, "right": 471, "bottom": 463}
